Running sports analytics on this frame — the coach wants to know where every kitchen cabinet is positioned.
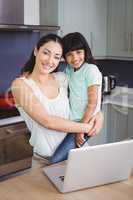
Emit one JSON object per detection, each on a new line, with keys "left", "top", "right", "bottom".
{"left": 0, "top": 122, "right": 33, "bottom": 177}
{"left": 107, "top": 104, "right": 128, "bottom": 143}
{"left": 0, "top": 0, "right": 39, "bottom": 26}
{"left": 87, "top": 0, "right": 107, "bottom": 58}
{"left": 39, "top": 0, "right": 107, "bottom": 58}
{"left": 107, "top": 0, "right": 133, "bottom": 59}
{"left": 24, "top": 0, "right": 39, "bottom": 25}
{"left": 128, "top": 108, "right": 133, "bottom": 139}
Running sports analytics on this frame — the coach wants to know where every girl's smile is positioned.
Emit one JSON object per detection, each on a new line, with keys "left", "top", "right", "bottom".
{"left": 65, "top": 49, "right": 85, "bottom": 69}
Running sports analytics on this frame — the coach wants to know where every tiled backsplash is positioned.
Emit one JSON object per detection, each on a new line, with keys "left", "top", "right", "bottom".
{"left": 97, "top": 59, "right": 133, "bottom": 88}
{"left": 0, "top": 31, "right": 133, "bottom": 93}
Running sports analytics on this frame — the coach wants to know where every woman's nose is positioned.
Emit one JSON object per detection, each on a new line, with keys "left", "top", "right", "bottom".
{"left": 47, "top": 55, "right": 54, "bottom": 65}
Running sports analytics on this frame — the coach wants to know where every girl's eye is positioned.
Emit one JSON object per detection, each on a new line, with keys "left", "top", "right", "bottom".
{"left": 77, "top": 50, "right": 83, "bottom": 54}
{"left": 66, "top": 52, "right": 72, "bottom": 57}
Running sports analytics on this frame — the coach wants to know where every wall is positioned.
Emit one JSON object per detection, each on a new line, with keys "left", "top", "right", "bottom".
{"left": 97, "top": 59, "right": 133, "bottom": 88}
{"left": 0, "top": 31, "right": 40, "bottom": 93}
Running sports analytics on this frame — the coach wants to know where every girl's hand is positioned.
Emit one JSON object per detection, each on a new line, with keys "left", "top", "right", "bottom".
{"left": 76, "top": 133, "right": 85, "bottom": 147}
{"left": 88, "top": 112, "right": 104, "bottom": 136}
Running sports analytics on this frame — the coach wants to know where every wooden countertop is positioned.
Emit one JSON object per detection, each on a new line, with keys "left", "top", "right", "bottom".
{"left": 0, "top": 157, "right": 133, "bottom": 200}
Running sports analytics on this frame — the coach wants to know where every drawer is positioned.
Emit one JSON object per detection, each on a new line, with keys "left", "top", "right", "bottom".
{"left": 0, "top": 123, "right": 29, "bottom": 140}
{"left": 5, "top": 134, "right": 33, "bottom": 163}
{"left": 0, "top": 143, "right": 5, "bottom": 164}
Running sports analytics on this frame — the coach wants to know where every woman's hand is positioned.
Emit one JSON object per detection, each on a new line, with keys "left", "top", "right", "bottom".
{"left": 88, "top": 111, "right": 104, "bottom": 136}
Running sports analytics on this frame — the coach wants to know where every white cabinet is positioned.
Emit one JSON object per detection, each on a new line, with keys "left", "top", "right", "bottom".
{"left": 107, "top": 0, "right": 133, "bottom": 59}
{"left": 107, "top": 104, "right": 128, "bottom": 143}
{"left": 24, "top": 0, "right": 40, "bottom": 25}
{"left": 126, "top": 0, "right": 133, "bottom": 53}
{"left": 128, "top": 108, "right": 133, "bottom": 139}
{"left": 87, "top": 0, "right": 107, "bottom": 58}
{"left": 39, "top": 0, "right": 107, "bottom": 58}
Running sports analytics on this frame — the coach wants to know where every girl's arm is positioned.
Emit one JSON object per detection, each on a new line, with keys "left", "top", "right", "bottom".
{"left": 81, "top": 85, "right": 100, "bottom": 123}
{"left": 76, "top": 85, "right": 101, "bottom": 146}
{"left": 11, "top": 79, "right": 92, "bottom": 134}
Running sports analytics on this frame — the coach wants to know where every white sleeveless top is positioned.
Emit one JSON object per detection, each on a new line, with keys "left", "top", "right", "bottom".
{"left": 17, "top": 72, "right": 70, "bottom": 157}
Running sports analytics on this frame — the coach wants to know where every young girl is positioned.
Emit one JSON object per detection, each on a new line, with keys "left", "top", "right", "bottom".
{"left": 62, "top": 32, "right": 102, "bottom": 147}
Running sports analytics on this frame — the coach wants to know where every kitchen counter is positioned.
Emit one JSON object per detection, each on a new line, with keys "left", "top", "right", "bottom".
{"left": 103, "top": 86, "right": 133, "bottom": 108}
{"left": 0, "top": 157, "right": 133, "bottom": 200}
{"left": 0, "top": 116, "right": 23, "bottom": 126}
{"left": 0, "top": 86, "right": 133, "bottom": 127}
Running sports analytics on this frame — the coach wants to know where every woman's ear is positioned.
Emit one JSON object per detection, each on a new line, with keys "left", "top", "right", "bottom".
{"left": 34, "top": 47, "right": 37, "bottom": 57}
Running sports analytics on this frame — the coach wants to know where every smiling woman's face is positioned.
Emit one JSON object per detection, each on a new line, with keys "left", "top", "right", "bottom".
{"left": 34, "top": 41, "right": 63, "bottom": 74}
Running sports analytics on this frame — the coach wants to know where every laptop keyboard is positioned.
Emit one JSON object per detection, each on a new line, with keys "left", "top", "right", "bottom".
{"left": 59, "top": 175, "right": 64, "bottom": 181}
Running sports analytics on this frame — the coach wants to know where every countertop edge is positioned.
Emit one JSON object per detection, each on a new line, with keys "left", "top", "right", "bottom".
{"left": 0, "top": 86, "right": 133, "bottom": 126}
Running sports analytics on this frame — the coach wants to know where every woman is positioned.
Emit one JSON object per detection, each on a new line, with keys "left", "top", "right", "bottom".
{"left": 11, "top": 33, "right": 103, "bottom": 164}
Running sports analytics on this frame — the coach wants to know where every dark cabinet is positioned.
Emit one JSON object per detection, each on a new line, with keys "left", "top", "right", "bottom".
{"left": 0, "top": 122, "right": 33, "bottom": 177}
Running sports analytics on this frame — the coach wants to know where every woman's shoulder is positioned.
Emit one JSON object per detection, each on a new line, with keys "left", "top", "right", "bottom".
{"left": 11, "top": 77, "right": 23, "bottom": 88}
{"left": 54, "top": 72, "right": 68, "bottom": 88}
{"left": 11, "top": 77, "right": 28, "bottom": 89}
{"left": 54, "top": 71, "right": 67, "bottom": 80}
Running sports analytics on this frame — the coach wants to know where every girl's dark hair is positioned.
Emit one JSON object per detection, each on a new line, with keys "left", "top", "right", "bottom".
{"left": 62, "top": 32, "right": 96, "bottom": 65}
{"left": 21, "top": 33, "right": 62, "bottom": 74}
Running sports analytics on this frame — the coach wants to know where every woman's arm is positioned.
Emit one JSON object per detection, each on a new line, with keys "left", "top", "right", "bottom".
{"left": 11, "top": 79, "right": 92, "bottom": 134}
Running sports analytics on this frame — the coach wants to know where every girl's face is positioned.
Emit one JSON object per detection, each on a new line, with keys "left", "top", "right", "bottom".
{"left": 34, "top": 41, "right": 62, "bottom": 74}
{"left": 65, "top": 49, "right": 85, "bottom": 69}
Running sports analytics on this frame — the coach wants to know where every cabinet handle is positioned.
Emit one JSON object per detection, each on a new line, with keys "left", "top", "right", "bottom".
{"left": 127, "top": 33, "right": 130, "bottom": 51}
{"left": 90, "top": 32, "right": 93, "bottom": 50}
{"left": 59, "top": 29, "right": 63, "bottom": 37}
{"left": 124, "top": 31, "right": 127, "bottom": 51}
{"left": 130, "top": 32, "right": 132, "bottom": 51}
{"left": 131, "top": 32, "right": 133, "bottom": 51}
{"left": 5, "top": 129, "right": 13, "bottom": 134}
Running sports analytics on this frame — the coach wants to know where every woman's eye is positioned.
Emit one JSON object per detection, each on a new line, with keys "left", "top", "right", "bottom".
{"left": 43, "top": 51, "right": 49, "bottom": 55}
{"left": 55, "top": 56, "right": 61, "bottom": 60}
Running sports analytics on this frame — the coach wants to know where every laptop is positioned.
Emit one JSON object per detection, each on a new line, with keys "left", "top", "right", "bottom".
{"left": 43, "top": 140, "right": 133, "bottom": 193}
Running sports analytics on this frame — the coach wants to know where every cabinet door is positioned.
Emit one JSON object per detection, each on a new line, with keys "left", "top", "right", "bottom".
{"left": 88, "top": 104, "right": 108, "bottom": 146}
{"left": 0, "top": 122, "right": 33, "bottom": 164}
{"left": 126, "top": 0, "right": 133, "bottom": 53}
{"left": 88, "top": 0, "right": 107, "bottom": 58}
{"left": 107, "top": 104, "right": 128, "bottom": 143}
{"left": 0, "top": 142, "right": 5, "bottom": 165}
{"left": 107, "top": 0, "right": 133, "bottom": 59}
{"left": 60, "top": 0, "right": 89, "bottom": 39}
{"left": 5, "top": 133, "right": 32, "bottom": 163}
{"left": 107, "top": 0, "right": 126, "bottom": 58}
{"left": 128, "top": 108, "right": 133, "bottom": 139}
{"left": 24, "top": 0, "right": 39, "bottom": 25}
{"left": 40, "top": 0, "right": 59, "bottom": 26}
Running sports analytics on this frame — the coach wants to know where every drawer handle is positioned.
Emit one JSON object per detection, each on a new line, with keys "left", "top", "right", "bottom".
{"left": 5, "top": 129, "right": 13, "bottom": 134}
